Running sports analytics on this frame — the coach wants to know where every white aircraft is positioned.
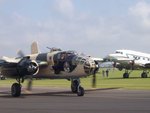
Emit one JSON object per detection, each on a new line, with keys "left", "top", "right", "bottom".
{"left": 105, "top": 49, "right": 150, "bottom": 78}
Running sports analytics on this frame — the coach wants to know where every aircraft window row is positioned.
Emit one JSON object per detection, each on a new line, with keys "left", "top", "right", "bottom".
{"left": 133, "top": 56, "right": 150, "bottom": 61}
{"left": 140, "top": 57, "right": 150, "bottom": 61}
{"left": 70, "top": 56, "right": 86, "bottom": 65}
{"left": 119, "top": 53, "right": 150, "bottom": 61}
{"left": 76, "top": 57, "right": 86, "bottom": 64}
{"left": 56, "top": 52, "right": 76, "bottom": 60}
{"left": 142, "top": 57, "right": 150, "bottom": 61}
{"left": 133, "top": 56, "right": 140, "bottom": 60}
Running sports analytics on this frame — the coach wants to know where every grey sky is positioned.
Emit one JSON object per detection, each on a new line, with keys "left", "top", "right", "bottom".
{"left": 0, "top": 0, "right": 150, "bottom": 58}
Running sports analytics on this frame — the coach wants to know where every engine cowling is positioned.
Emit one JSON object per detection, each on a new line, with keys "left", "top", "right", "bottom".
{"left": 17, "top": 57, "right": 39, "bottom": 77}
{"left": 26, "top": 61, "right": 39, "bottom": 75}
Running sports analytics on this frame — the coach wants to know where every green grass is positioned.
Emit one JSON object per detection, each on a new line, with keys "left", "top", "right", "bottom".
{"left": 1, "top": 69, "right": 150, "bottom": 90}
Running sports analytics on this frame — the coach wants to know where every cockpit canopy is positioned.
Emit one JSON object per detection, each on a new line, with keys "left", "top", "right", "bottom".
{"left": 115, "top": 51, "right": 123, "bottom": 54}
{"left": 52, "top": 50, "right": 95, "bottom": 75}
{"left": 54, "top": 51, "right": 77, "bottom": 60}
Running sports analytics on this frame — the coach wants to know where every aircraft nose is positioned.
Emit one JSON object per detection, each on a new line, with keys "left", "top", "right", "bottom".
{"left": 84, "top": 58, "right": 96, "bottom": 74}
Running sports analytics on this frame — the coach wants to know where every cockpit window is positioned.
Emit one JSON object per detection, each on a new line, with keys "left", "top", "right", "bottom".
{"left": 115, "top": 51, "right": 123, "bottom": 54}
{"left": 57, "top": 53, "right": 61, "bottom": 59}
{"left": 71, "top": 56, "right": 86, "bottom": 65}
{"left": 60, "top": 53, "right": 66, "bottom": 60}
{"left": 54, "top": 51, "right": 77, "bottom": 61}
{"left": 53, "top": 51, "right": 88, "bottom": 67}
{"left": 56, "top": 52, "right": 67, "bottom": 60}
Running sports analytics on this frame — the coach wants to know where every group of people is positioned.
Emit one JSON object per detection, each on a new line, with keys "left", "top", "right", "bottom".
{"left": 102, "top": 69, "right": 109, "bottom": 77}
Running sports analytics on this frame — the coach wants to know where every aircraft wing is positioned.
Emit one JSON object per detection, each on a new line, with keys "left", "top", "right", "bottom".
{"left": 0, "top": 56, "right": 48, "bottom": 68}
{"left": 0, "top": 56, "right": 49, "bottom": 79}
{"left": 0, "top": 56, "right": 19, "bottom": 67}
{"left": 0, "top": 59, "right": 7, "bottom": 65}
{"left": 91, "top": 57, "right": 103, "bottom": 61}
{"left": 0, "top": 60, "right": 17, "bottom": 66}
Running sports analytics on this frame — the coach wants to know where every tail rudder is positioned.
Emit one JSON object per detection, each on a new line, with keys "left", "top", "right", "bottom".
{"left": 31, "top": 41, "right": 39, "bottom": 54}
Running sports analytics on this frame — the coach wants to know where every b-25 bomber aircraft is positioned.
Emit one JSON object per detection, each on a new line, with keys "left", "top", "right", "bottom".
{"left": 0, "top": 42, "right": 99, "bottom": 97}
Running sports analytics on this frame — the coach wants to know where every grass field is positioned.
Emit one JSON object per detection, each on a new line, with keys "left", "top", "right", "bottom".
{"left": 0, "top": 69, "right": 150, "bottom": 90}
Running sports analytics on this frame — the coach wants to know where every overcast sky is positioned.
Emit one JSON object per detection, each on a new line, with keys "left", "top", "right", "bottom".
{"left": 0, "top": 0, "right": 150, "bottom": 57}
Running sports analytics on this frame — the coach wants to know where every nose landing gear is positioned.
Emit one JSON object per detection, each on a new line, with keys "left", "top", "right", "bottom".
{"left": 141, "top": 71, "right": 148, "bottom": 78}
{"left": 11, "top": 83, "right": 21, "bottom": 97}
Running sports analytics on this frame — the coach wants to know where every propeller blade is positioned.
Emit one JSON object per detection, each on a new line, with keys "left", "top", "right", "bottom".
{"left": 92, "top": 73, "right": 96, "bottom": 88}
{"left": 92, "top": 60, "right": 99, "bottom": 88}
{"left": 26, "top": 76, "right": 33, "bottom": 91}
{"left": 17, "top": 50, "right": 25, "bottom": 57}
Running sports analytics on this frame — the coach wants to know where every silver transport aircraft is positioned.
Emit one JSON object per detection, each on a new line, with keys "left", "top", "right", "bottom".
{"left": 105, "top": 49, "right": 150, "bottom": 78}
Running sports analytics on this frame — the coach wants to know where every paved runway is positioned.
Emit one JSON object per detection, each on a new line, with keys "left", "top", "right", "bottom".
{"left": 0, "top": 87, "right": 150, "bottom": 113}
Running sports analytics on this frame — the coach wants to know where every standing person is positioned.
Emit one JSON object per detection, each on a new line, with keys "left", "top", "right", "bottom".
{"left": 106, "top": 69, "right": 109, "bottom": 77}
{"left": 102, "top": 70, "right": 105, "bottom": 77}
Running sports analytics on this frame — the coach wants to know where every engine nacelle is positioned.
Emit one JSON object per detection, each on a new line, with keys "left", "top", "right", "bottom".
{"left": 27, "top": 61, "right": 39, "bottom": 75}
{"left": 17, "top": 58, "right": 39, "bottom": 77}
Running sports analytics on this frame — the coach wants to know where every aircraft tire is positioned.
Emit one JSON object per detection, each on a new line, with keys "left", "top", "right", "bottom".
{"left": 123, "top": 73, "right": 129, "bottom": 78}
{"left": 141, "top": 72, "right": 148, "bottom": 78}
{"left": 11, "top": 83, "right": 21, "bottom": 97}
{"left": 77, "top": 86, "right": 84, "bottom": 96}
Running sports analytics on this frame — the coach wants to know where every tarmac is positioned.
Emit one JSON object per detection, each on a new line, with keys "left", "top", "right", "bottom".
{"left": 0, "top": 87, "right": 150, "bottom": 113}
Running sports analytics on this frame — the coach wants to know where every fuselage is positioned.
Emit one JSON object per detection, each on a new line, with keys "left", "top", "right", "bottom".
{"left": 1, "top": 50, "right": 96, "bottom": 79}
{"left": 105, "top": 49, "right": 150, "bottom": 70}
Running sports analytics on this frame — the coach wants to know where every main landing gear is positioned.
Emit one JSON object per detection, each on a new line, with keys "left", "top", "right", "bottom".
{"left": 11, "top": 77, "right": 24, "bottom": 97}
{"left": 71, "top": 79, "right": 84, "bottom": 96}
{"left": 141, "top": 71, "right": 148, "bottom": 78}
{"left": 123, "top": 70, "right": 149, "bottom": 78}
{"left": 123, "top": 70, "right": 130, "bottom": 78}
